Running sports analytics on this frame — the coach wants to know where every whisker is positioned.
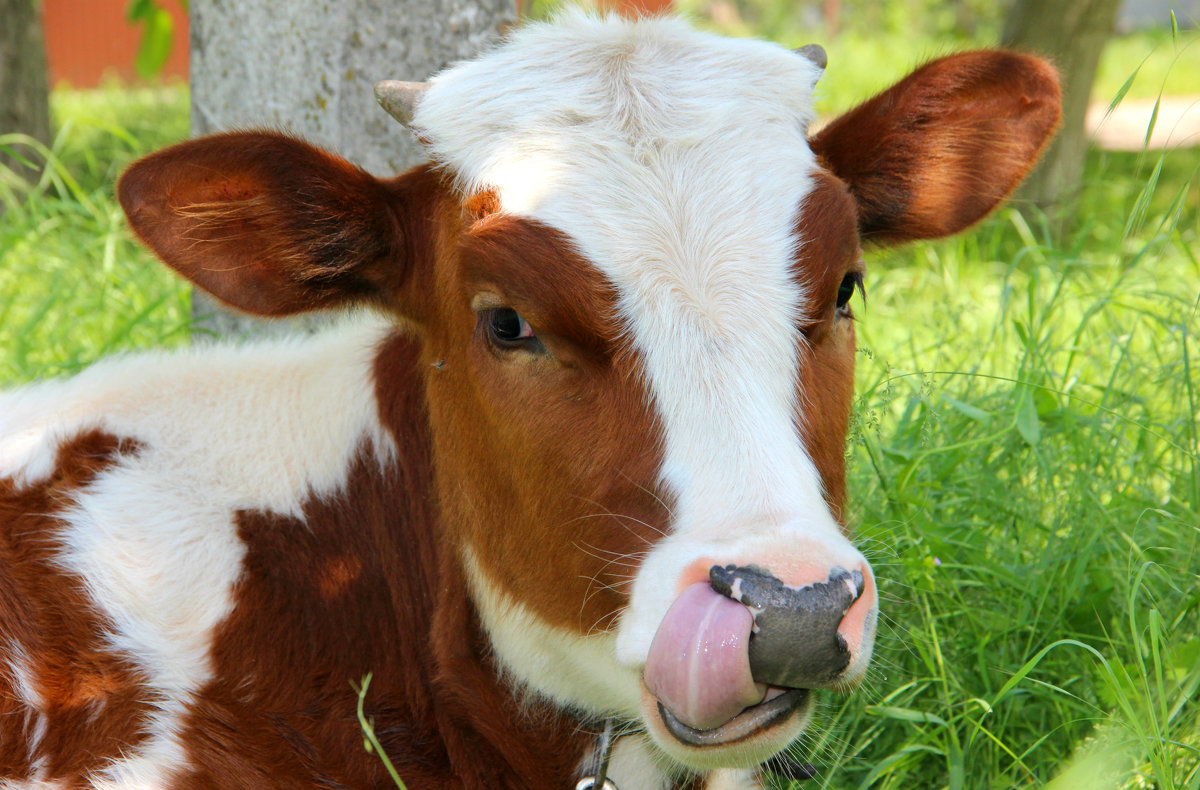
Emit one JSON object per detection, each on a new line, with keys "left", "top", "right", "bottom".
{"left": 579, "top": 567, "right": 635, "bottom": 611}
{"left": 572, "top": 538, "right": 647, "bottom": 623}
{"left": 585, "top": 605, "right": 627, "bottom": 637}
{"left": 573, "top": 540, "right": 648, "bottom": 563}
{"left": 571, "top": 497, "right": 669, "bottom": 539}
{"left": 555, "top": 508, "right": 664, "bottom": 545}
{"left": 616, "top": 468, "right": 677, "bottom": 520}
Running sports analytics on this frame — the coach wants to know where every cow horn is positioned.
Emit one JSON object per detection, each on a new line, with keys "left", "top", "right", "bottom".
{"left": 374, "top": 80, "right": 429, "bottom": 126}
{"left": 793, "top": 44, "right": 827, "bottom": 71}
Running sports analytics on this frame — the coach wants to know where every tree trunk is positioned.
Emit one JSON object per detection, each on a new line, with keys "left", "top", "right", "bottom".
{"left": 0, "top": 0, "right": 52, "bottom": 185}
{"left": 1002, "top": 0, "right": 1121, "bottom": 228}
{"left": 188, "top": 0, "right": 517, "bottom": 338}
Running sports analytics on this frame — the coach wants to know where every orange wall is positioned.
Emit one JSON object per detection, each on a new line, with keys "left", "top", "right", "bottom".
{"left": 43, "top": 0, "right": 189, "bottom": 87}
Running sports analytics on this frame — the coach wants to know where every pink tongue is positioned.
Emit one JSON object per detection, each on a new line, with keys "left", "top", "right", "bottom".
{"left": 644, "top": 582, "right": 765, "bottom": 731}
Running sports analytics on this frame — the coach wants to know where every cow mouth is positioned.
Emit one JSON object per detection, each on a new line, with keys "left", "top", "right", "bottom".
{"left": 655, "top": 687, "right": 808, "bottom": 747}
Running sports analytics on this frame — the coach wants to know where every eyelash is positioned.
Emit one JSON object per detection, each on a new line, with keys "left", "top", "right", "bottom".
{"left": 482, "top": 307, "right": 542, "bottom": 352}
{"left": 836, "top": 272, "right": 864, "bottom": 314}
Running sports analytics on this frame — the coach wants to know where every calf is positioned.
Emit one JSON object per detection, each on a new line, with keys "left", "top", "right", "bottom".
{"left": 0, "top": 13, "right": 1059, "bottom": 789}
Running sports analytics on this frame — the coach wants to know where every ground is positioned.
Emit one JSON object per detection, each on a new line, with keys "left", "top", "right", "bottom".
{"left": 1087, "top": 94, "right": 1200, "bottom": 149}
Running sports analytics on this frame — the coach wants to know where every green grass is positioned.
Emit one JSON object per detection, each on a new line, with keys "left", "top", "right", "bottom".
{"left": 1098, "top": 27, "right": 1200, "bottom": 105}
{"left": 816, "top": 30, "right": 1199, "bottom": 117}
{"left": 665, "top": 4, "right": 1200, "bottom": 117}
{"left": 354, "top": 675, "right": 410, "bottom": 790}
{"left": 0, "top": 82, "right": 191, "bottom": 384}
{"left": 2, "top": 32, "right": 1198, "bottom": 790}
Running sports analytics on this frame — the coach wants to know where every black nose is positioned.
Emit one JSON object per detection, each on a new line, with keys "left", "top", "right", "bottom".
{"left": 709, "top": 564, "right": 864, "bottom": 689}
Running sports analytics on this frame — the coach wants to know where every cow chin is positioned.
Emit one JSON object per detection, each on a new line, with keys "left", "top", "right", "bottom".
{"left": 465, "top": 546, "right": 813, "bottom": 774}
{"left": 639, "top": 684, "right": 814, "bottom": 771}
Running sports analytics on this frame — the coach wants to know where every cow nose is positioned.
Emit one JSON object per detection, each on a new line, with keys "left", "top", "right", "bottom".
{"left": 709, "top": 563, "right": 865, "bottom": 689}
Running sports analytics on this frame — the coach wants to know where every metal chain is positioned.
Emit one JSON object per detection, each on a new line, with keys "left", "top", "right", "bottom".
{"left": 574, "top": 719, "right": 618, "bottom": 790}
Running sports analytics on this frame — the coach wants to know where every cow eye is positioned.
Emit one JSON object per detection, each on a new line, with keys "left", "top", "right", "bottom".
{"left": 484, "top": 308, "right": 538, "bottom": 349}
{"left": 836, "top": 272, "right": 863, "bottom": 313}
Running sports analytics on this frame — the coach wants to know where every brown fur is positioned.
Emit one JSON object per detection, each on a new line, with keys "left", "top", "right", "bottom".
{"left": 812, "top": 51, "right": 1061, "bottom": 244}
{"left": 117, "top": 134, "right": 405, "bottom": 315}
{"left": 792, "top": 171, "right": 865, "bottom": 522}
{"left": 0, "top": 432, "right": 153, "bottom": 784}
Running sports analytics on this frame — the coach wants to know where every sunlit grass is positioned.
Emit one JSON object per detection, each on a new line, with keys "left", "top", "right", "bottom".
{"left": 0, "top": 82, "right": 191, "bottom": 384}
{"left": 661, "top": 3, "right": 1200, "bottom": 117}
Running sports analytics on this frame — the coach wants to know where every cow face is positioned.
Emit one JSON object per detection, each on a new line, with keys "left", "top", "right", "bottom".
{"left": 119, "top": 13, "right": 1059, "bottom": 775}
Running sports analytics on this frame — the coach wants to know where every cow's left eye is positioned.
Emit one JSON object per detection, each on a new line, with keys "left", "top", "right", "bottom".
{"left": 484, "top": 308, "right": 538, "bottom": 349}
{"left": 836, "top": 272, "right": 864, "bottom": 314}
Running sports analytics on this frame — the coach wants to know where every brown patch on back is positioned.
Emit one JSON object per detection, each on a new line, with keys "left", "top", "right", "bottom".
{"left": 317, "top": 554, "right": 364, "bottom": 598}
{"left": 0, "top": 431, "right": 153, "bottom": 783}
{"left": 169, "top": 334, "right": 593, "bottom": 789}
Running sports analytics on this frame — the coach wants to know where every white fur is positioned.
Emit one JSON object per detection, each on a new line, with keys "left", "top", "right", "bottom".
{"left": 605, "top": 735, "right": 677, "bottom": 790}
{"left": 0, "top": 644, "right": 45, "bottom": 773}
{"left": 704, "top": 769, "right": 763, "bottom": 789}
{"left": 463, "top": 547, "right": 642, "bottom": 714}
{"left": 0, "top": 317, "right": 395, "bottom": 786}
{"left": 416, "top": 10, "right": 871, "bottom": 756}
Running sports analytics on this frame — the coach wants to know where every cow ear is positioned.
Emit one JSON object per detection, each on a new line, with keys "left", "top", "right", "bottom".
{"left": 810, "top": 51, "right": 1061, "bottom": 246}
{"left": 118, "top": 131, "right": 419, "bottom": 316}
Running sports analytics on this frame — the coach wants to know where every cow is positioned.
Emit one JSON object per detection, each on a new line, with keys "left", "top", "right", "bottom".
{"left": 0, "top": 12, "right": 1060, "bottom": 790}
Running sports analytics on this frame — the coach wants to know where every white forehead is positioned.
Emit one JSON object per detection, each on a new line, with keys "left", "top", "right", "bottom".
{"left": 415, "top": 13, "right": 821, "bottom": 233}
{"left": 415, "top": 13, "right": 831, "bottom": 527}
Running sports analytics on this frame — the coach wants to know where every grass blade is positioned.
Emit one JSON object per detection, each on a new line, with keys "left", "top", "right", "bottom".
{"left": 352, "top": 674, "right": 409, "bottom": 790}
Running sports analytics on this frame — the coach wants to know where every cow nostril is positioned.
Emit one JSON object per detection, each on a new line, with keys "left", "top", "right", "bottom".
{"left": 709, "top": 564, "right": 863, "bottom": 689}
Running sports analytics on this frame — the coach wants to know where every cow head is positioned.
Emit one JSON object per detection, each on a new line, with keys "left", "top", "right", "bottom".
{"left": 119, "top": 13, "right": 1059, "bottom": 775}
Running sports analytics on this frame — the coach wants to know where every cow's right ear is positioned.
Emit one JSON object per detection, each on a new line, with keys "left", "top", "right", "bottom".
{"left": 118, "top": 131, "right": 426, "bottom": 317}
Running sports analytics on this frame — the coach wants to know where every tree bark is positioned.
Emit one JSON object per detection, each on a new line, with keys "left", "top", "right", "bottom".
{"left": 188, "top": 0, "right": 517, "bottom": 338}
{"left": 0, "top": 0, "right": 52, "bottom": 185}
{"left": 1002, "top": 0, "right": 1121, "bottom": 227}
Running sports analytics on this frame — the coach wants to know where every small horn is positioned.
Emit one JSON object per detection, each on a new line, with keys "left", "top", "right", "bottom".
{"left": 793, "top": 44, "right": 828, "bottom": 71}
{"left": 374, "top": 80, "right": 429, "bottom": 126}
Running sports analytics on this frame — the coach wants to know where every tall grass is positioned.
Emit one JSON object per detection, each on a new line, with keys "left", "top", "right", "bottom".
{"left": 1, "top": 31, "right": 1197, "bottom": 790}
{"left": 0, "top": 83, "right": 191, "bottom": 385}
{"left": 668, "top": 5, "right": 1200, "bottom": 118}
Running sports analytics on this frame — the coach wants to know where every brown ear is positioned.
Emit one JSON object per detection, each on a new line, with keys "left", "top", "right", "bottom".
{"left": 811, "top": 51, "right": 1061, "bottom": 245}
{"left": 118, "top": 131, "right": 412, "bottom": 316}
